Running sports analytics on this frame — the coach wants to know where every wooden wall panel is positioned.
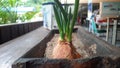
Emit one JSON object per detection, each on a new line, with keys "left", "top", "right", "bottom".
{"left": 11, "top": 25, "right": 19, "bottom": 38}
{"left": 0, "top": 21, "right": 43, "bottom": 44}
{"left": 0, "top": 26, "right": 11, "bottom": 43}
{"left": 18, "top": 24, "right": 25, "bottom": 36}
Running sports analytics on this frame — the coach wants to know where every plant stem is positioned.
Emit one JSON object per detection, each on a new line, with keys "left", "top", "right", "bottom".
{"left": 68, "top": 0, "right": 79, "bottom": 42}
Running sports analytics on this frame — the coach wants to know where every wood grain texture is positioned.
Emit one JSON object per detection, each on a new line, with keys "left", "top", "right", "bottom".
{"left": 0, "top": 27, "right": 50, "bottom": 68}
{"left": 77, "top": 26, "right": 120, "bottom": 57}
{"left": 0, "top": 21, "right": 43, "bottom": 44}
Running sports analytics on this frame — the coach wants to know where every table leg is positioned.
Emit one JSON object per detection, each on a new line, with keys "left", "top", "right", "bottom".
{"left": 112, "top": 20, "right": 117, "bottom": 45}
{"left": 106, "top": 18, "right": 109, "bottom": 41}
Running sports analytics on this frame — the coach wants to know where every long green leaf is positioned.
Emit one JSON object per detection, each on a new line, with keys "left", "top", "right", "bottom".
{"left": 53, "top": 0, "right": 80, "bottom": 42}
{"left": 58, "top": 8, "right": 65, "bottom": 39}
{"left": 66, "top": 7, "right": 71, "bottom": 37}
{"left": 64, "top": 5, "right": 68, "bottom": 33}
{"left": 68, "top": 0, "right": 79, "bottom": 42}
{"left": 53, "top": 5, "right": 64, "bottom": 40}
{"left": 54, "top": 0, "right": 68, "bottom": 23}
{"left": 54, "top": 0, "right": 66, "bottom": 34}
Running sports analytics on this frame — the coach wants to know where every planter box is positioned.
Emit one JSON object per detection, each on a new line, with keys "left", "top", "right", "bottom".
{"left": 12, "top": 27, "right": 120, "bottom": 68}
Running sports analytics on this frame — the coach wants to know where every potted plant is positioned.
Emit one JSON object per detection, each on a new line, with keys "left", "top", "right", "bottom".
{"left": 52, "top": 0, "right": 81, "bottom": 59}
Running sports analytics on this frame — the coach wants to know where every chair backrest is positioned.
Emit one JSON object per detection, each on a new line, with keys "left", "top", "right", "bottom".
{"left": 91, "top": 19, "right": 97, "bottom": 33}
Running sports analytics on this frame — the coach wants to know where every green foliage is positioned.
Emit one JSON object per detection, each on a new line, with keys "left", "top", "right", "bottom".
{"left": 0, "top": 0, "right": 18, "bottom": 24}
{"left": 22, "top": 11, "right": 38, "bottom": 21}
{"left": 0, "top": 10, "right": 17, "bottom": 24}
{"left": 8, "top": 0, "right": 17, "bottom": 7}
{"left": 53, "top": 0, "right": 79, "bottom": 42}
{"left": 0, "top": 0, "right": 54, "bottom": 24}
{"left": 0, "top": 11, "right": 9, "bottom": 24}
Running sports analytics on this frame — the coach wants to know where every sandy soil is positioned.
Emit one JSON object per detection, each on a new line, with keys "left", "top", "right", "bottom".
{"left": 45, "top": 33, "right": 96, "bottom": 59}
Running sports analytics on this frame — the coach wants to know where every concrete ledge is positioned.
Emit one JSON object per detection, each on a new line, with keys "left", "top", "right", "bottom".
{"left": 0, "top": 27, "right": 50, "bottom": 68}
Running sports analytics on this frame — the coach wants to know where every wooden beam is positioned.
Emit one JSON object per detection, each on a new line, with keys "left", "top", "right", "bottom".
{"left": 0, "top": 27, "right": 50, "bottom": 68}
{"left": 77, "top": 26, "right": 120, "bottom": 56}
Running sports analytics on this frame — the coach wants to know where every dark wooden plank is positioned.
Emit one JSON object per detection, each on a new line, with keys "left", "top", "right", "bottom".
{"left": 0, "top": 28, "right": 2, "bottom": 44}
{"left": 33, "top": 22, "right": 37, "bottom": 29}
{"left": 36, "top": 22, "right": 39, "bottom": 27}
{"left": 13, "top": 57, "right": 120, "bottom": 68}
{"left": 13, "top": 58, "right": 70, "bottom": 68}
{"left": 11, "top": 25, "right": 19, "bottom": 38}
{"left": 31, "top": 23, "right": 35, "bottom": 30}
{"left": 37, "top": 22, "right": 43, "bottom": 28}
{"left": 24, "top": 24, "right": 29, "bottom": 33}
{"left": 0, "top": 21, "right": 43, "bottom": 44}
{"left": 34, "top": 22, "right": 38, "bottom": 28}
{"left": 18, "top": 24, "right": 25, "bottom": 36}
{"left": 28, "top": 23, "right": 33, "bottom": 32}
{"left": 0, "top": 26, "right": 11, "bottom": 44}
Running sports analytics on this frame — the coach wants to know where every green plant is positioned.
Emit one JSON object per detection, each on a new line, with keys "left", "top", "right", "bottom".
{"left": 52, "top": 0, "right": 80, "bottom": 59}
{"left": 23, "top": 11, "right": 38, "bottom": 20}
{"left": 0, "top": 0, "right": 18, "bottom": 24}
{"left": 0, "top": 10, "right": 17, "bottom": 24}
{"left": 53, "top": 0, "right": 79, "bottom": 42}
